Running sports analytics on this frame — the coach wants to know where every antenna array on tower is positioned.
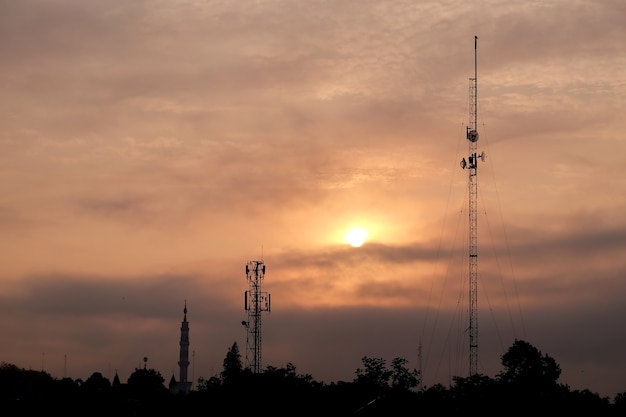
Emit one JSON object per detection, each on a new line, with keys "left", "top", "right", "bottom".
{"left": 243, "top": 260, "right": 271, "bottom": 373}
{"left": 459, "top": 36, "right": 482, "bottom": 376}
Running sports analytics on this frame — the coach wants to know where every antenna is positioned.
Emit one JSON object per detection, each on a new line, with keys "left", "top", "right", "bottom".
{"left": 243, "top": 260, "right": 271, "bottom": 373}
{"left": 417, "top": 338, "right": 423, "bottom": 390}
{"left": 460, "top": 35, "right": 482, "bottom": 376}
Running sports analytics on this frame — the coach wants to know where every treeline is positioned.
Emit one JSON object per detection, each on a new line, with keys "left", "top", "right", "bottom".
{"left": 2, "top": 339, "right": 625, "bottom": 416}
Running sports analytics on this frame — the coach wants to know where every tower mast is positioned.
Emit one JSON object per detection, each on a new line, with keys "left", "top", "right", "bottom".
{"left": 460, "top": 36, "right": 483, "bottom": 376}
{"left": 243, "top": 260, "right": 271, "bottom": 373}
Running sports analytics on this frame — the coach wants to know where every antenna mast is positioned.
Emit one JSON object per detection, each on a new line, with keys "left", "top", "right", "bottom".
{"left": 460, "top": 35, "right": 482, "bottom": 376}
{"left": 243, "top": 260, "right": 271, "bottom": 373}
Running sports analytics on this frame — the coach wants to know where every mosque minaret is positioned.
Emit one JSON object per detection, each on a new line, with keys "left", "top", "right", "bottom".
{"left": 170, "top": 301, "right": 192, "bottom": 395}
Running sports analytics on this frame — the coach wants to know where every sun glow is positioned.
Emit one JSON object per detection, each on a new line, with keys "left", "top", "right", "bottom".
{"left": 345, "top": 227, "right": 368, "bottom": 247}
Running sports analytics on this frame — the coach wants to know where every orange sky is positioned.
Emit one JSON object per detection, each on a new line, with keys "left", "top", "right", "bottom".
{"left": 1, "top": 0, "right": 625, "bottom": 399}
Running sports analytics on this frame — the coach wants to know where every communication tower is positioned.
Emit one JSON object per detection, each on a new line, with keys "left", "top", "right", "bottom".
{"left": 243, "top": 260, "right": 271, "bottom": 373}
{"left": 459, "top": 36, "right": 484, "bottom": 376}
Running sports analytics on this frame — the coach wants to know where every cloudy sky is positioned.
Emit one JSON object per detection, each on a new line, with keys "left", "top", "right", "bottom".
{"left": 1, "top": 0, "right": 625, "bottom": 399}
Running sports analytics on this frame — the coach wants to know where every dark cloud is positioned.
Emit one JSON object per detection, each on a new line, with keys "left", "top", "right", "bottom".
{"left": 74, "top": 195, "right": 153, "bottom": 219}
{"left": 0, "top": 274, "right": 213, "bottom": 317}
{"left": 0, "top": 260, "right": 624, "bottom": 397}
{"left": 487, "top": 1, "right": 626, "bottom": 68}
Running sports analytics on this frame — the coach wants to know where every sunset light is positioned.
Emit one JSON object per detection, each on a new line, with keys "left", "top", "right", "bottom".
{"left": 345, "top": 227, "right": 368, "bottom": 247}
{"left": 1, "top": 0, "right": 625, "bottom": 403}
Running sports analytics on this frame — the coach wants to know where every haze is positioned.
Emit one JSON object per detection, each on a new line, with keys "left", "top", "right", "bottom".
{"left": 0, "top": 0, "right": 625, "bottom": 399}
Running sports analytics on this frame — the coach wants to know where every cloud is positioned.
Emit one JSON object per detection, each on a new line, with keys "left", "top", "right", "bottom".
{"left": 0, "top": 0, "right": 625, "bottom": 399}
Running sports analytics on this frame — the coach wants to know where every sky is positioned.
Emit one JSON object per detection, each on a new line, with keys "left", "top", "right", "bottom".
{"left": 1, "top": 0, "right": 626, "bottom": 399}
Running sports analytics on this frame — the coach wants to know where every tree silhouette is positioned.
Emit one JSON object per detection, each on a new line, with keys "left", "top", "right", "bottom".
{"left": 127, "top": 366, "right": 166, "bottom": 397}
{"left": 390, "top": 357, "right": 420, "bottom": 391}
{"left": 221, "top": 341, "right": 243, "bottom": 384}
{"left": 449, "top": 373, "right": 498, "bottom": 413}
{"left": 614, "top": 391, "right": 626, "bottom": 411}
{"left": 354, "top": 357, "right": 392, "bottom": 391}
{"left": 0, "top": 337, "right": 624, "bottom": 416}
{"left": 495, "top": 339, "right": 570, "bottom": 413}
{"left": 497, "top": 339, "right": 561, "bottom": 387}
{"left": 196, "top": 375, "right": 221, "bottom": 391}
{"left": 352, "top": 356, "right": 421, "bottom": 415}
{"left": 82, "top": 372, "right": 111, "bottom": 393}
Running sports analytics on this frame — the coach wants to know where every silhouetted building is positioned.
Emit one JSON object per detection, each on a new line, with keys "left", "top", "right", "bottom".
{"left": 112, "top": 371, "right": 121, "bottom": 387}
{"left": 169, "top": 301, "right": 192, "bottom": 395}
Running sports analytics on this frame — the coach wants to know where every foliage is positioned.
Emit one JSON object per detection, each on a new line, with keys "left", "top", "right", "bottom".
{"left": 195, "top": 375, "right": 221, "bottom": 391}
{"left": 390, "top": 357, "right": 420, "bottom": 391}
{"left": 449, "top": 374, "right": 499, "bottom": 413}
{"left": 354, "top": 356, "right": 420, "bottom": 393}
{"left": 354, "top": 356, "right": 392, "bottom": 391}
{"left": 0, "top": 362, "right": 55, "bottom": 401}
{"left": 497, "top": 339, "right": 561, "bottom": 386}
{"left": 615, "top": 391, "right": 626, "bottom": 411}
{"left": 127, "top": 366, "right": 166, "bottom": 397}
{"left": 82, "top": 372, "right": 111, "bottom": 393}
{"left": 221, "top": 341, "right": 243, "bottom": 383}
{"left": 0, "top": 339, "right": 623, "bottom": 415}
{"left": 351, "top": 355, "right": 420, "bottom": 413}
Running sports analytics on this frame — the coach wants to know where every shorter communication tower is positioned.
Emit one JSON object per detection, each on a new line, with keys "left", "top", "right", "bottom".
{"left": 242, "top": 260, "right": 271, "bottom": 373}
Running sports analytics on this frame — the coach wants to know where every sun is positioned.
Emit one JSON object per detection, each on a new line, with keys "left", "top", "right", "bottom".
{"left": 345, "top": 227, "right": 368, "bottom": 247}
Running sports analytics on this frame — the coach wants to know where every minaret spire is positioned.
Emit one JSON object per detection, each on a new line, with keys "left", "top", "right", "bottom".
{"left": 176, "top": 300, "right": 192, "bottom": 394}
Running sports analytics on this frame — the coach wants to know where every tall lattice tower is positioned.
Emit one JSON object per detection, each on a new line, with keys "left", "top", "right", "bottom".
{"left": 459, "top": 36, "right": 484, "bottom": 376}
{"left": 243, "top": 260, "right": 271, "bottom": 373}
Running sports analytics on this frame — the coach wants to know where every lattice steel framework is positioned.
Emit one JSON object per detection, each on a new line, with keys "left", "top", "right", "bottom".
{"left": 460, "top": 36, "right": 482, "bottom": 376}
{"left": 243, "top": 260, "right": 270, "bottom": 373}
